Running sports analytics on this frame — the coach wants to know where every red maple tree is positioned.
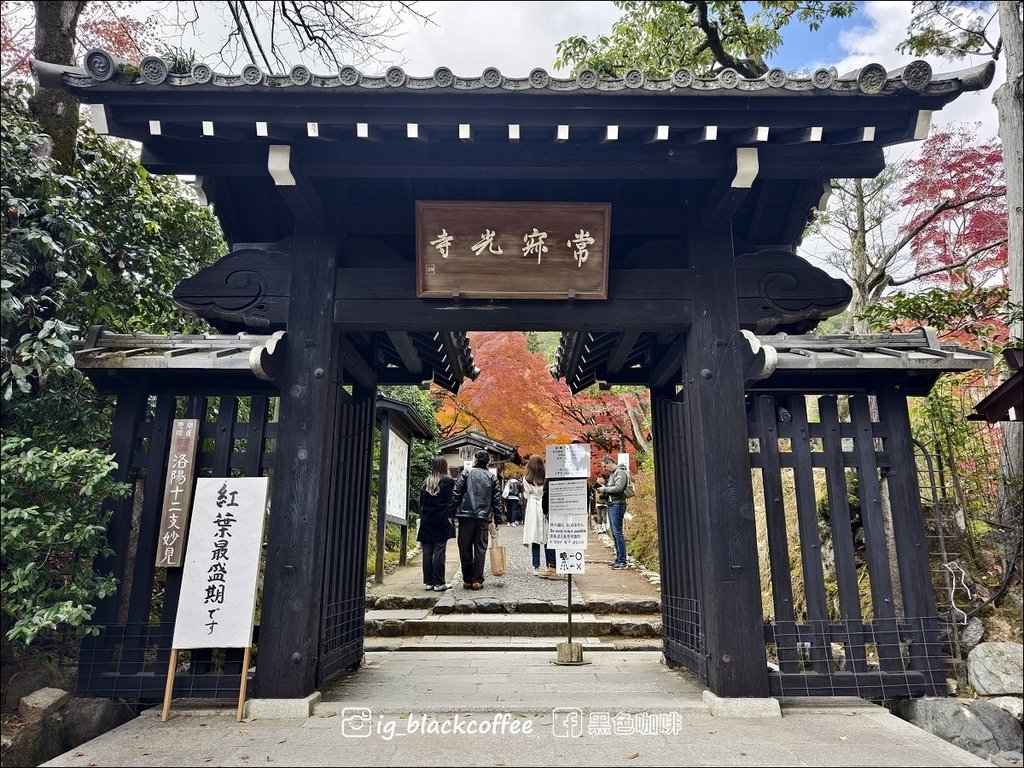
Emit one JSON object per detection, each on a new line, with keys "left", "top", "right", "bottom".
{"left": 435, "top": 332, "right": 651, "bottom": 473}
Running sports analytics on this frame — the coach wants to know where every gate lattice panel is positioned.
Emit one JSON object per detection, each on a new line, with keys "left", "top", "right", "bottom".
{"left": 748, "top": 388, "right": 945, "bottom": 698}
{"left": 78, "top": 389, "right": 277, "bottom": 702}
{"left": 318, "top": 389, "right": 376, "bottom": 683}
{"left": 653, "top": 392, "right": 706, "bottom": 682}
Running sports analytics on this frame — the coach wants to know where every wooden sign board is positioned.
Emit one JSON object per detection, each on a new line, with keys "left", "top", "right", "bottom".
{"left": 155, "top": 419, "right": 200, "bottom": 568}
{"left": 416, "top": 202, "right": 610, "bottom": 300}
{"left": 384, "top": 427, "right": 409, "bottom": 525}
{"left": 172, "top": 477, "right": 269, "bottom": 649}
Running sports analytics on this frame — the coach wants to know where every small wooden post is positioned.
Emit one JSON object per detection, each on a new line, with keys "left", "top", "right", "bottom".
{"left": 237, "top": 646, "right": 252, "bottom": 722}
{"left": 161, "top": 649, "right": 178, "bottom": 722}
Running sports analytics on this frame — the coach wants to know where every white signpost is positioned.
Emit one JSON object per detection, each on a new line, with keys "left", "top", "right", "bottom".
{"left": 164, "top": 477, "right": 269, "bottom": 722}
{"left": 545, "top": 444, "right": 591, "bottom": 664}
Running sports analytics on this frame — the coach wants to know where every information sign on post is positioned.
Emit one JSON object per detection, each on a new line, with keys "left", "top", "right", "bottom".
{"left": 546, "top": 444, "right": 591, "bottom": 479}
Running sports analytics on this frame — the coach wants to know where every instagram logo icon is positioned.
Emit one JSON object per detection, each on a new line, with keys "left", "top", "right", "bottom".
{"left": 339, "top": 707, "right": 373, "bottom": 738}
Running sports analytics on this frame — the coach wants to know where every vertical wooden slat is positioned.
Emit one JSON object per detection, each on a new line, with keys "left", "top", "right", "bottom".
{"left": 754, "top": 395, "right": 799, "bottom": 672}
{"left": 244, "top": 396, "right": 269, "bottom": 477}
{"left": 849, "top": 395, "right": 902, "bottom": 672}
{"left": 788, "top": 396, "right": 830, "bottom": 673}
{"left": 818, "top": 395, "right": 868, "bottom": 673}
{"left": 92, "top": 385, "right": 147, "bottom": 624}
{"left": 876, "top": 385, "right": 945, "bottom": 695}
{"left": 375, "top": 409, "right": 390, "bottom": 584}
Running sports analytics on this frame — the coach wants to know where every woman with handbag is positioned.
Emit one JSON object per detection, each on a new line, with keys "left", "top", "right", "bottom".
{"left": 521, "top": 454, "right": 558, "bottom": 579}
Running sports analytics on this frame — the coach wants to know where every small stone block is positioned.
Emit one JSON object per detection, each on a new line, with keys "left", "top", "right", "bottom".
{"left": 557, "top": 642, "right": 584, "bottom": 663}
{"left": 18, "top": 688, "right": 71, "bottom": 722}
{"left": 244, "top": 692, "right": 321, "bottom": 719}
{"left": 703, "top": 690, "right": 781, "bottom": 718}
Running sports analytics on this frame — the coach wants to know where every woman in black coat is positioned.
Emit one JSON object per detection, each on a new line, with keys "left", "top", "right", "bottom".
{"left": 417, "top": 456, "right": 457, "bottom": 591}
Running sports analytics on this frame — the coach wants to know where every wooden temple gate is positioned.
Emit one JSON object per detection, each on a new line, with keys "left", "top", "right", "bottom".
{"left": 37, "top": 51, "right": 995, "bottom": 701}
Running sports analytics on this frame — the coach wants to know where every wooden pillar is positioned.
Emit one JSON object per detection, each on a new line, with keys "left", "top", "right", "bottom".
{"left": 375, "top": 409, "right": 390, "bottom": 584}
{"left": 682, "top": 205, "right": 769, "bottom": 697}
{"left": 258, "top": 229, "right": 340, "bottom": 698}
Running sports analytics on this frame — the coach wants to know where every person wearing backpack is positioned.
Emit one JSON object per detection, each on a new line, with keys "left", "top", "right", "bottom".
{"left": 597, "top": 455, "right": 631, "bottom": 570}
{"left": 501, "top": 474, "right": 525, "bottom": 526}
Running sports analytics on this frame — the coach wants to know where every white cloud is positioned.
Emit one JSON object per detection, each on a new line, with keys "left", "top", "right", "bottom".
{"left": 835, "top": 2, "right": 1003, "bottom": 140}
{"left": 395, "top": 1, "right": 620, "bottom": 77}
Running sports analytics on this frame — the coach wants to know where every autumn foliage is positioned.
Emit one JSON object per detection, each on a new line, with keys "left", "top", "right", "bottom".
{"left": 434, "top": 332, "right": 651, "bottom": 472}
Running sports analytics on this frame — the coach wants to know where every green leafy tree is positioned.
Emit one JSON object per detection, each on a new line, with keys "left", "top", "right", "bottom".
{"left": 1, "top": 83, "right": 224, "bottom": 644}
{"left": 555, "top": 0, "right": 854, "bottom": 78}
{"left": 899, "top": 0, "right": 1024, "bottom": 531}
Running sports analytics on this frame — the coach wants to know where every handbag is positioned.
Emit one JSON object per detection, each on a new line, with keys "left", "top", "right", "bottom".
{"left": 489, "top": 526, "right": 507, "bottom": 577}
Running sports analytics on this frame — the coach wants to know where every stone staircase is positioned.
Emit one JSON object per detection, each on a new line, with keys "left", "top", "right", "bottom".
{"left": 364, "top": 591, "right": 662, "bottom": 650}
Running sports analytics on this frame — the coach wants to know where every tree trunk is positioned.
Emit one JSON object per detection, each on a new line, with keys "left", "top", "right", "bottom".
{"left": 995, "top": 1, "right": 1023, "bottom": 523}
{"left": 849, "top": 179, "right": 872, "bottom": 334}
{"left": 30, "top": 0, "right": 86, "bottom": 172}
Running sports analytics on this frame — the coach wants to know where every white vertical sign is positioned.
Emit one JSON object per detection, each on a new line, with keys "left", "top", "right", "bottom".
{"left": 172, "top": 477, "right": 269, "bottom": 649}
{"left": 385, "top": 427, "right": 409, "bottom": 524}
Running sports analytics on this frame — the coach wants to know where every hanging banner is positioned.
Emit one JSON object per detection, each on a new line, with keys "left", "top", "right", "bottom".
{"left": 155, "top": 419, "right": 200, "bottom": 568}
{"left": 416, "top": 201, "right": 610, "bottom": 300}
{"left": 172, "top": 477, "right": 269, "bottom": 649}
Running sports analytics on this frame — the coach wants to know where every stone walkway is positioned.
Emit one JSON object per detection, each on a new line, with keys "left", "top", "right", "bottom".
{"left": 368, "top": 523, "right": 660, "bottom": 613}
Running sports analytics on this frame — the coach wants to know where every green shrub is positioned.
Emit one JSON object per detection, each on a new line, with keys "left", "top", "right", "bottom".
{"left": 1, "top": 436, "right": 128, "bottom": 644}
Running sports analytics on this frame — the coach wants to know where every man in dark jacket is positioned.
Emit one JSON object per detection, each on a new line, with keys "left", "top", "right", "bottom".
{"left": 449, "top": 450, "right": 502, "bottom": 589}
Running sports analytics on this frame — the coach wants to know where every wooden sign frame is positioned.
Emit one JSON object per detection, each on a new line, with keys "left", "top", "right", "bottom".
{"left": 416, "top": 201, "right": 611, "bottom": 300}
{"left": 155, "top": 419, "right": 200, "bottom": 568}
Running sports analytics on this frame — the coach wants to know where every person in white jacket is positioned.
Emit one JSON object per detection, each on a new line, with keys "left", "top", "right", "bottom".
{"left": 521, "top": 454, "right": 558, "bottom": 579}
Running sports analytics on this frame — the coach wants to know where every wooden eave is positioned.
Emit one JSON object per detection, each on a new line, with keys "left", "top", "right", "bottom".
{"left": 73, "top": 327, "right": 475, "bottom": 394}
{"left": 554, "top": 328, "right": 994, "bottom": 396}
{"left": 32, "top": 56, "right": 995, "bottom": 250}
{"left": 437, "top": 430, "right": 517, "bottom": 461}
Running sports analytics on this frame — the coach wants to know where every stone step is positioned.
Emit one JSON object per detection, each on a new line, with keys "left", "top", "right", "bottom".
{"left": 365, "top": 594, "right": 663, "bottom": 616}
{"left": 364, "top": 635, "right": 664, "bottom": 652}
{"left": 365, "top": 610, "right": 661, "bottom": 638}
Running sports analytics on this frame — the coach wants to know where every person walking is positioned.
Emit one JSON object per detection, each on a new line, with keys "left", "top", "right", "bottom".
{"left": 597, "top": 455, "right": 629, "bottom": 569}
{"left": 521, "top": 454, "right": 558, "bottom": 579}
{"left": 449, "top": 449, "right": 502, "bottom": 590}
{"left": 417, "top": 456, "right": 456, "bottom": 591}
{"left": 502, "top": 473, "right": 525, "bottom": 526}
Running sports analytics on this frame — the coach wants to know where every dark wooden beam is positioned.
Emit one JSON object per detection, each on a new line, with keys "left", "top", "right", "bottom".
{"left": 682, "top": 204, "right": 769, "bottom": 698}
{"left": 386, "top": 332, "right": 422, "bottom": 375}
{"left": 339, "top": 336, "right": 376, "bottom": 388}
{"left": 140, "top": 139, "right": 886, "bottom": 182}
{"left": 650, "top": 335, "right": 688, "bottom": 388}
{"left": 258, "top": 229, "right": 340, "bottom": 698}
{"left": 702, "top": 148, "right": 757, "bottom": 231}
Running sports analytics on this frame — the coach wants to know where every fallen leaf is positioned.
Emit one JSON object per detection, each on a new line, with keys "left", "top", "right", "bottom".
{"left": 626, "top": 753, "right": 640, "bottom": 760}
{"left": 75, "top": 753, "right": 85, "bottom": 757}
{"left": 321, "top": 712, "right": 336, "bottom": 718}
{"left": 277, "top": 738, "right": 287, "bottom": 744}
{"left": 242, "top": 716, "right": 256, "bottom": 723}
{"left": 839, "top": 736, "right": 848, "bottom": 741}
